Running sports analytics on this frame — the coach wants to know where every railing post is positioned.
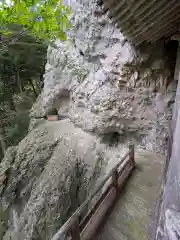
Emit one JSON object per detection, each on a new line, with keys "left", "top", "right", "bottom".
{"left": 129, "top": 143, "right": 135, "bottom": 167}
{"left": 112, "top": 169, "right": 119, "bottom": 192}
{"left": 71, "top": 218, "right": 80, "bottom": 240}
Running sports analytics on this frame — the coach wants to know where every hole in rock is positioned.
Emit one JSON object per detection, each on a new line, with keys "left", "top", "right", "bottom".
{"left": 164, "top": 40, "right": 179, "bottom": 79}
{"left": 101, "top": 132, "right": 124, "bottom": 146}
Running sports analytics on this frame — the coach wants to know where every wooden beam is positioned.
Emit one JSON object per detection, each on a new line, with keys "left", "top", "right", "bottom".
{"left": 129, "top": 143, "right": 135, "bottom": 167}
{"left": 51, "top": 151, "right": 130, "bottom": 240}
{"left": 71, "top": 218, "right": 80, "bottom": 240}
{"left": 134, "top": 8, "right": 180, "bottom": 44}
{"left": 112, "top": 169, "right": 119, "bottom": 191}
{"left": 79, "top": 159, "right": 131, "bottom": 231}
{"left": 155, "top": 109, "right": 180, "bottom": 239}
{"left": 81, "top": 163, "right": 134, "bottom": 240}
{"left": 126, "top": 0, "right": 176, "bottom": 38}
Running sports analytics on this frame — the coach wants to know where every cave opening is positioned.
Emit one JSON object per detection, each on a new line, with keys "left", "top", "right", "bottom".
{"left": 164, "top": 40, "right": 179, "bottom": 79}
{"left": 101, "top": 132, "right": 121, "bottom": 146}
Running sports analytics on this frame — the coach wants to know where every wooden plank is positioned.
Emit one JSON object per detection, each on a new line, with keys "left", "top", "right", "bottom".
{"left": 81, "top": 188, "right": 116, "bottom": 240}
{"left": 71, "top": 218, "right": 80, "bottom": 240}
{"left": 79, "top": 184, "right": 113, "bottom": 231}
{"left": 117, "top": 163, "right": 134, "bottom": 187}
{"left": 81, "top": 164, "right": 134, "bottom": 240}
{"left": 129, "top": 143, "right": 135, "bottom": 167}
{"left": 51, "top": 152, "right": 130, "bottom": 240}
{"left": 138, "top": 8, "right": 180, "bottom": 42}
{"left": 112, "top": 169, "right": 119, "bottom": 191}
{"left": 102, "top": 0, "right": 117, "bottom": 11}
{"left": 80, "top": 159, "right": 132, "bottom": 231}
{"left": 111, "top": 0, "right": 148, "bottom": 24}
{"left": 51, "top": 149, "right": 134, "bottom": 240}
{"left": 127, "top": 0, "right": 176, "bottom": 37}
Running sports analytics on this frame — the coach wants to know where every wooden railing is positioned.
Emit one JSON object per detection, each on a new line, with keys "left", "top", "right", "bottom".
{"left": 52, "top": 144, "right": 136, "bottom": 240}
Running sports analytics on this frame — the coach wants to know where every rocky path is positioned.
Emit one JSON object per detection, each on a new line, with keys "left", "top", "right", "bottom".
{"left": 95, "top": 149, "right": 165, "bottom": 240}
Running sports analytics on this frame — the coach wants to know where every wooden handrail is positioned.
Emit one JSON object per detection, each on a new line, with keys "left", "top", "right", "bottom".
{"left": 52, "top": 144, "right": 135, "bottom": 240}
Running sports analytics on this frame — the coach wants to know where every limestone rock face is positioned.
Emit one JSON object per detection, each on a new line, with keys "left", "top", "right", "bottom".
{"left": 0, "top": 0, "right": 177, "bottom": 239}
{"left": 31, "top": 0, "right": 135, "bottom": 119}
{"left": 31, "top": 1, "right": 175, "bottom": 152}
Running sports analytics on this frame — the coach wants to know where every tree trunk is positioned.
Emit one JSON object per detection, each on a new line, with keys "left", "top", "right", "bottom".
{"left": 29, "top": 79, "right": 38, "bottom": 97}
{"left": 0, "top": 134, "right": 6, "bottom": 157}
{"left": 40, "top": 72, "right": 44, "bottom": 89}
{"left": 0, "top": 119, "right": 6, "bottom": 157}
{"left": 8, "top": 97, "right": 15, "bottom": 111}
{"left": 16, "top": 68, "right": 23, "bottom": 93}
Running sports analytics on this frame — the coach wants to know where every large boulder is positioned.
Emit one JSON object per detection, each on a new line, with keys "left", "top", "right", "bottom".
{"left": 1, "top": 120, "right": 126, "bottom": 240}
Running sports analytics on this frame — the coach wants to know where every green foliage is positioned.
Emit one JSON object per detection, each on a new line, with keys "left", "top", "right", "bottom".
{"left": 3, "top": 93, "right": 35, "bottom": 147}
{"left": 5, "top": 110, "right": 30, "bottom": 145}
{"left": 0, "top": 0, "right": 72, "bottom": 157}
{"left": 0, "top": 25, "right": 47, "bottom": 156}
{"left": 0, "top": 25, "right": 46, "bottom": 105}
{"left": 0, "top": 202, "right": 10, "bottom": 239}
{"left": 0, "top": 0, "right": 71, "bottom": 41}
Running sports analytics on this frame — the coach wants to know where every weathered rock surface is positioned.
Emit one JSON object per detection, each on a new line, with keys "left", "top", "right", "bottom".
{"left": 0, "top": 0, "right": 177, "bottom": 239}
{"left": 1, "top": 120, "right": 118, "bottom": 240}
{"left": 31, "top": 2, "right": 176, "bottom": 152}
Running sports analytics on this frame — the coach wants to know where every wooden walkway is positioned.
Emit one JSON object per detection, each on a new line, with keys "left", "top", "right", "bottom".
{"left": 96, "top": 149, "right": 165, "bottom": 240}
{"left": 51, "top": 147, "right": 165, "bottom": 240}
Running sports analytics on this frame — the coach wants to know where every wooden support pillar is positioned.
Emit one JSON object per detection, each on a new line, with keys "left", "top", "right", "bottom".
{"left": 51, "top": 148, "right": 135, "bottom": 240}
{"left": 112, "top": 169, "right": 119, "bottom": 192}
{"left": 71, "top": 218, "right": 80, "bottom": 240}
{"left": 129, "top": 143, "right": 135, "bottom": 167}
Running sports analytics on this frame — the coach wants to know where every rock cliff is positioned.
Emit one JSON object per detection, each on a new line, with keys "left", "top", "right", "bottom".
{"left": 0, "top": 0, "right": 177, "bottom": 239}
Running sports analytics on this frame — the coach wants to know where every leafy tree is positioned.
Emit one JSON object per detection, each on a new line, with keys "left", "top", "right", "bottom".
{"left": 0, "top": 0, "right": 71, "bottom": 42}
{"left": 0, "top": 1, "right": 71, "bottom": 159}
{"left": 0, "top": 27, "right": 48, "bottom": 158}
{"left": 0, "top": 24, "right": 47, "bottom": 102}
{"left": 0, "top": 110, "right": 6, "bottom": 157}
